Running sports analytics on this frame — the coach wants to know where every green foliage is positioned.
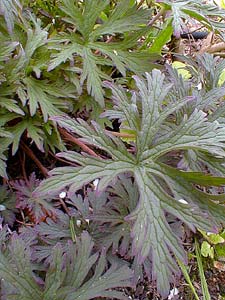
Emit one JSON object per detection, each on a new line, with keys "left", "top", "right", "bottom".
{"left": 149, "top": 18, "right": 173, "bottom": 54}
{"left": 0, "top": 7, "right": 76, "bottom": 175}
{"left": 0, "top": 0, "right": 160, "bottom": 178}
{"left": 48, "top": 0, "right": 159, "bottom": 106}
{"left": 1, "top": 1, "right": 225, "bottom": 299}
{"left": 199, "top": 229, "right": 225, "bottom": 268}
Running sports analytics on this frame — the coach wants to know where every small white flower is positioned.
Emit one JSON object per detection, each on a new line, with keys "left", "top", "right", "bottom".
{"left": 76, "top": 220, "right": 81, "bottom": 227}
{"left": 93, "top": 179, "right": 99, "bottom": 190}
{"left": 85, "top": 219, "right": 90, "bottom": 225}
{"left": 206, "top": 232, "right": 214, "bottom": 236}
{"left": 59, "top": 191, "right": 67, "bottom": 199}
{"left": 113, "top": 50, "right": 118, "bottom": 56}
{"left": 178, "top": 199, "right": 188, "bottom": 205}
{"left": 168, "top": 287, "right": 179, "bottom": 300}
{"left": 0, "top": 205, "right": 6, "bottom": 211}
{"left": 197, "top": 82, "right": 202, "bottom": 90}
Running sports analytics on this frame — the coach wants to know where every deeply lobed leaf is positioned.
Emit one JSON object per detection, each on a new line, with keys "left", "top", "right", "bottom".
{"left": 35, "top": 69, "right": 225, "bottom": 296}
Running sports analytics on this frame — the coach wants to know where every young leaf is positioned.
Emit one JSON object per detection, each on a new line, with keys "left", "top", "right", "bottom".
{"left": 12, "top": 173, "right": 57, "bottom": 223}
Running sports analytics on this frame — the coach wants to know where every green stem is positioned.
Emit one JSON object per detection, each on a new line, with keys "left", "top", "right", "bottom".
{"left": 195, "top": 238, "right": 211, "bottom": 300}
{"left": 177, "top": 258, "right": 200, "bottom": 300}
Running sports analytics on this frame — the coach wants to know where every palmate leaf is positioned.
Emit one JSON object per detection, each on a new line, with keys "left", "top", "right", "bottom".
{"left": 34, "top": 176, "right": 135, "bottom": 259}
{"left": 12, "top": 173, "right": 57, "bottom": 224}
{"left": 60, "top": 0, "right": 109, "bottom": 40}
{"left": 35, "top": 69, "right": 225, "bottom": 297}
{"left": 0, "top": 13, "right": 75, "bottom": 156}
{"left": 48, "top": 0, "right": 157, "bottom": 106}
{"left": 90, "top": 0, "right": 150, "bottom": 38}
{"left": 89, "top": 175, "right": 138, "bottom": 256}
{"left": 0, "top": 231, "right": 133, "bottom": 300}
{"left": 23, "top": 77, "right": 71, "bottom": 122}
{"left": 55, "top": 232, "right": 133, "bottom": 300}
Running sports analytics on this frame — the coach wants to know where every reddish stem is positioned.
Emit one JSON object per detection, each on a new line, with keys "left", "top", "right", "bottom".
{"left": 59, "top": 128, "right": 100, "bottom": 158}
{"left": 20, "top": 141, "right": 48, "bottom": 177}
{"left": 94, "top": 36, "right": 114, "bottom": 55}
{"left": 105, "top": 130, "right": 135, "bottom": 138}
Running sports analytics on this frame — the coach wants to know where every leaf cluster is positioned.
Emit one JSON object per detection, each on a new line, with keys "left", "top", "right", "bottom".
{"left": 1, "top": 1, "right": 225, "bottom": 299}
{"left": 0, "top": 229, "right": 133, "bottom": 300}
{"left": 35, "top": 67, "right": 225, "bottom": 296}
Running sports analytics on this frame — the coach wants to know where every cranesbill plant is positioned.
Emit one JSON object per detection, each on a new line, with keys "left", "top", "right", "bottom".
{"left": 35, "top": 69, "right": 225, "bottom": 296}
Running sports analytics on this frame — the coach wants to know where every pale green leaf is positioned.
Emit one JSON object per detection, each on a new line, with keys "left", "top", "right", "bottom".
{"left": 201, "top": 241, "right": 214, "bottom": 258}
{"left": 48, "top": 43, "right": 83, "bottom": 71}
{"left": 172, "top": 61, "right": 192, "bottom": 80}
{"left": 149, "top": 18, "right": 173, "bottom": 53}
{"left": 23, "top": 77, "right": 66, "bottom": 122}
{"left": 0, "top": 97, "right": 25, "bottom": 115}
{"left": 206, "top": 233, "right": 225, "bottom": 244}
{"left": 81, "top": 47, "right": 105, "bottom": 107}
{"left": 24, "top": 19, "right": 48, "bottom": 60}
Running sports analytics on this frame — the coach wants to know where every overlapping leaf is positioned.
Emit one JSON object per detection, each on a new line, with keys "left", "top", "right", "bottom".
{"left": 0, "top": 13, "right": 77, "bottom": 164}
{"left": 12, "top": 173, "right": 57, "bottom": 224}
{"left": 159, "top": 0, "right": 225, "bottom": 37}
{"left": 35, "top": 69, "right": 225, "bottom": 296}
{"left": 48, "top": 0, "right": 158, "bottom": 106}
{"left": 0, "top": 231, "right": 133, "bottom": 300}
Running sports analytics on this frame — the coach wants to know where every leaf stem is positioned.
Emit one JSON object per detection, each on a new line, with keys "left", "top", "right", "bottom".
{"left": 105, "top": 130, "right": 135, "bottom": 138}
{"left": 195, "top": 238, "right": 211, "bottom": 300}
{"left": 59, "top": 128, "right": 100, "bottom": 157}
{"left": 20, "top": 141, "right": 48, "bottom": 177}
{"left": 148, "top": 8, "right": 165, "bottom": 26}
{"left": 137, "top": 0, "right": 145, "bottom": 9}
{"left": 177, "top": 258, "right": 200, "bottom": 300}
